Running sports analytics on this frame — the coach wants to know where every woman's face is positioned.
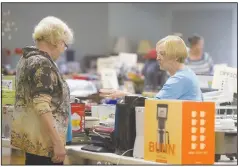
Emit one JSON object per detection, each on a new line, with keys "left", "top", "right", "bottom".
{"left": 192, "top": 39, "right": 204, "bottom": 53}
{"left": 51, "top": 41, "right": 68, "bottom": 61}
{"left": 156, "top": 43, "right": 174, "bottom": 71}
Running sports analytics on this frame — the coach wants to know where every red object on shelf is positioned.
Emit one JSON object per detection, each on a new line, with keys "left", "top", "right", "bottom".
{"left": 71, "top": 102, "right": 85, "bottom": 133}
{"left": 144, "top": 49, "right": 157, "bottom": 60}
{"left": 14, "top": 48, "right": 23, "bottom": 55}
{"left": 72, "top": 75, "right": 89, "bottom": 80}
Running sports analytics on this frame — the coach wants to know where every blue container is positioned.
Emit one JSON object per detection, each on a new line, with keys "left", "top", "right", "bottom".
{"left": 105, "top": 99, "right": 118, "bottom": 105}
{"left": 66, "top": 106, "right": 72, "bottom": 143}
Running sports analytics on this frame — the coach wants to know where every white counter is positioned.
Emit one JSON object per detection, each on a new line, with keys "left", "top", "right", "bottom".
{"left": 2, "top": 138, "right": 237, "bottom": 165}
{"left": 66, "top": 145, "right": 159, "bottom": 165}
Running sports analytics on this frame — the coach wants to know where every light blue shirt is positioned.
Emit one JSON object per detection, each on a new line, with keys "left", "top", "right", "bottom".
{"left": 155, "top": 67, "right": 203, "bottom": 101}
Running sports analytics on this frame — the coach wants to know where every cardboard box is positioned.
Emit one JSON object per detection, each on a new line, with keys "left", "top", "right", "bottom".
{"left": 144, "top": 99, "right": 215, "bottom": 165}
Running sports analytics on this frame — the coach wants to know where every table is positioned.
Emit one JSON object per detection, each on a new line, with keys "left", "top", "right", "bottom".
{"left": 66, "top": 145, "right": 159, "bottom": 165}
{"left": 2, "top": 138, "right": 237, "bottom": 165}
{"left": 66, "top": 145, "right": 237, "bottom": 165}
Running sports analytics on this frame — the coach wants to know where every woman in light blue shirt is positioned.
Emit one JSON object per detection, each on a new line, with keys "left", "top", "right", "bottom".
{"left": 100, "top": 35, "right": 202, "bottom": 101}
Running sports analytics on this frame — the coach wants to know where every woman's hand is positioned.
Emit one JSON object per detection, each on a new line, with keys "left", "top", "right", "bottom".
{"left": 52, "top": 140, "right": 66, "bottom": 163}
{"left": 99, "top": 89, "right": 129, "bottom": 99}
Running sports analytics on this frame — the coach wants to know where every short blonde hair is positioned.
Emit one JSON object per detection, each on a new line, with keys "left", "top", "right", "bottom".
{"left": 156, "top": 35, "right": 188, "bottom": 63}
{"left": 33, "top": 16, "right": 74, "bottom": 46}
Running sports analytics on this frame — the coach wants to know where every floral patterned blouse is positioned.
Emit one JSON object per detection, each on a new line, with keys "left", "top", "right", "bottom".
{"left": 11, "top": 46, "right": 70, "bottom": 157}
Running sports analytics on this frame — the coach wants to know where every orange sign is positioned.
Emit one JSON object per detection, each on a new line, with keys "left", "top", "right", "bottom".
{"left": 181, "top": 102, "right": 215, "bottom": 164}
{"left": 144, "top": 99, "right": 215, "bottom": 165}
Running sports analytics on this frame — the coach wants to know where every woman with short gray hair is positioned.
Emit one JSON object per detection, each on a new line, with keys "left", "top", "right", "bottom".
{"left": 12, "top": 16, "right": 74, "bottom": 165}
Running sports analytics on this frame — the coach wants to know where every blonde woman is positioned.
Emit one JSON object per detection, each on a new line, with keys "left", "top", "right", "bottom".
{"left": 12, "top": 16, "right": 73, "bottom": 165}
{"left": 100, "top": 35, "right": 202, "bottom": 101}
